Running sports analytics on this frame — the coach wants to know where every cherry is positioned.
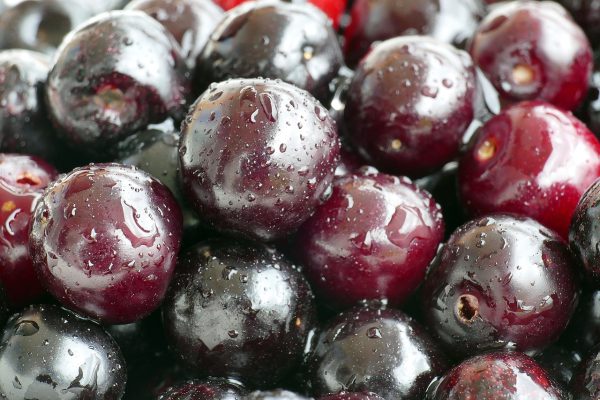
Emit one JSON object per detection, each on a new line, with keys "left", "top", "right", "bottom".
{"left": 306, "top": 305, "right": 448, "bottom": 399}
{"left": 344, "top": 36, "right": 477, "bottom": 177}
{"left": 0, "top": 304, "right": 127, "bottom": 399}
{"left": 29, "top": 163, "right": 183, "bottom": 324}
{"left": 45, "top": 10, "right": 191, "bottom": 158}
{"left": 125, "top": 0, "right": 224, "bottom": 69}
{"left": 421, "top": 214, "right": 580, "bottom": 359}
{"left": 159, "top": 378, "right": 247, "bottom": 400}
{"left": 469, "top": 1, "right": 592, "bottom": 111}
{"left": 179, "top": 78, "right": 340, "bottom": 242}
{"left": 458, "top": 101, "right": 600, "bottom": 239}
{"left": 425, "top": 351, "right": 568, "bottom": 399}
{"left": 343, "top": 0, "right": 485, "bottom": 66}
{"left": 0, "top": 49, "right": 78, "bottom": 170}
{"left": 162, "top": 239, "right": 316, "bottom": 387}
{"left": 195, "top": 1, "right": 344, "bottom": 102}
{"left": 294, "top": 169, "right": 444, "bottom": 310}
{"left": 0, "top": 154, "right": 57, "bottom": 306}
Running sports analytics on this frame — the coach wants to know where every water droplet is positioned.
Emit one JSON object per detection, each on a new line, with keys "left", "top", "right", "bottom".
{"left": 228, "top": 330, "right": 239, "bottom": 338}
{"left": 279, "top": 143, "right": 287, "bottom": 153}
{"left": 14, "top": 320, "right": 39, "bottom": 336}
{"left": 421, "top": 86, "right": 438, "bottom": 98}
{"left": 259, "top": 92, "right": 277, "bottom": 122}
{"left": 366, "top": 327, "right": 382, "bottom": 339}
{"left": 208, "top": 91, "right": 223, "bottom": 101}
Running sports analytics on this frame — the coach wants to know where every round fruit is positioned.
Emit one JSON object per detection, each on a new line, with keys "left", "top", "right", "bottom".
{"left": 30, "top": 163, "right": 183, "bottom": 324}
{"left": 179, "top": 78, "right": 340, "bottom": 241}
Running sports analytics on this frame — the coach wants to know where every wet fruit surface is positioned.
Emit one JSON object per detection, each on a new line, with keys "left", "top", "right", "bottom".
{"left": 195, "top": 1, "right": 344, "bottom": 102}
{"left": 421, "top": 214, "right": 580, "bottom": 358}
{"left": 125, "top": 0, "right": 224, "bottom": 69}
{"left": 459, "top": 101, "right": 600, "bottom": 239}
{"left": 425, "top": 351, "right": 568, "bottom": 399}
{"left": 162, "top": 239, "right": 316, "bottom": 387}
{"left": 29, "top": 163, "right": 183, "bottom": 324}
{"left": 344, "top": 0, "right": 485, "bottom": 66}
{"left": 158, "top": 378, "right": 247, "bottom": 400}
{"left": 45, "top": 10, "right": 190, "bottom": 158}
{"left": 470, "top": 1, "right": 592, "bottom": 111}
{"left": 0, "top": 304, "right": 127, "bottom": 399}
{"left": 179, "top": 78, "right": 340, "bottom": 241}
{"left": 344, "top": 36, "right": 476, "bottom": 177}
{"left": 245, "top": 390, "right": 312, "bottom": 400}
{"left": 295, "top": 169, "right": 444, "bottom": 310}
{"left": 0, "top": 154, "right": 57, "bottom": 305}
{"left": 306, "top": 306, "right": 448, "bottom": 399}
{"left": 569, "top": 179, "right": 600, "bottom": 285}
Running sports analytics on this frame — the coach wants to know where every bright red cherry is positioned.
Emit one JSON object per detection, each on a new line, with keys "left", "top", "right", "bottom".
{"left": 458, "top": 101, "right": 600, "bottom": 239}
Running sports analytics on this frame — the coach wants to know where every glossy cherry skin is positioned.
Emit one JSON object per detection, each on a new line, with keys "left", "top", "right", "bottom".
{"left": 0, "top": 0, "right": 94, "bottom": 54}
{"left": 470, "top": 1, "right": 592, "bottom": 111}
{"left": 162, "top": 239, "right": 317, "bottom": 387}
{"left": 344, "top": 0, "right": 485, "bottom": 66}
{"left": 295, "top": 169, "right": 444, "bottom": 310}
{"left": 571, "top": 345, "right": 600, "bottom": 399}
{"left": 159, "top": 378, "right": 247, "bottom": 400}
{"left": 0, "top": 304, "right": 127, "bottom": 399}
{"left": 113, "top": 120, "right": 200, "bottom": 236}
{"left": 534, "top": 345, "right": 582, "bottom": 387}
{"left": 459, "top": 101, "right": 600, "bottom": 239}
{"left": 125, "top": 0, "right": 224, "bottom": 69}
{"left": 344, "top": 36, "right": 477, "bottom": 178}
{"left": 0, "top": 50, "right": 80, "bottom": 170}
{"left": 45, "top": 10, "right": 191, "bottom": 158}
{"left": 245, "top": 391, "right": 311, "bottom": 400}
{"left": 562, "top": 289, "right": 600, "bottom": 354}
{"left": 306, "top": 306, "right": 448, "bottom": 399}
{"left": 425, "top": 351, "right": 568, "bottom": 400}
{"left": 422, "top": 214, "right": 580, "bottom": 359}
{"left": 211, "top": 0, "right": 347, "bottom": 28}
{"left": 195, "top": 1, "right": 344, "bottom": 102}
{"left": 0, "top": 154, "right": 57, "bottom": 306}
{"left": 179, "top": 78, "right": 340, "bottom": 242}
{"left": 29, "top": 163, "right": 183, "bottom": 324}
{"left": 568, "top": 179, "right": 600, "bottom": 285}
{"left": 319, "top": 393, "right": 384, "bottom": 400}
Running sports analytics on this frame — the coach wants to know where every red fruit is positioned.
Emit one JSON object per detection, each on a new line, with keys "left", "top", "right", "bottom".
{"left": 459, "top": 101, "right": 600, "bottom": 239}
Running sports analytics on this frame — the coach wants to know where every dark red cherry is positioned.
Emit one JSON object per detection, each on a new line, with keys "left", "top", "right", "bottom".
{"left": 245, "top": 390, "right": 311, "bottom": 400}
{"left": 470, "top": 1, "right": 592, "bottom": 111}
{"left": 29, "top": 163, "right": 183, "bottom": 324}
{"left": 159, "top": 378, "right": 247, "bottom": 400}
{"left": 306, "top": 306, "right": 448, "bottom": 399}
{"left": 534, "top": 344, "right": 582, "bottom": 387}
{"left": 425, "top": 351, "right": 568, "bottom": 400}
{"left": 0, "top": 304, "right": 127, "bottom": 399}
{"left": 113, "top": 120, "right": 200, "bottom": 235}
{"left": 421, "top": 214, "right": 580, "bottom": 359}
{"left": 319, "top": 393, "right": 384, "bottom": 400}
{"left": 0, "top": 154, "right": 57, "bottom": 305}
{"left": 0, "top": 0, "right": 94, "bottom": 54}
{"left": 561, "top": 289, "right": 600, "bottom": 354}
{"left": 568, "top": 179, "right": 600, "bottom": 286}
{"left": 571, "top": 345, "right": 600, "bottom": 399}
{"left": 195, "top": 1, "right": 344, "bottom": 102}
{"left": 125, "top": 0, "right": 224, "bottom": 69}
{"left": 459, "top": 101, "right": 600, "bottom": 239}
{"left": 0, "top": 49, "right": 81, "bottom": 170}
{"left": 344, "top": 0, "right": 485, "bottom": 66}
{"left": 295, "top": 169, "right": 444, "bottom": 310}
{"left": 45, "top": 10, "right": 191, "bottom": 158}
{"left": 162, "top": 239, "right": 316, "bottom": 387}
{"left": 344, "top": 36, "right": 477, "bottom": 177}
{"left": 179, "top": 78, "right": 340, "bottom": 242}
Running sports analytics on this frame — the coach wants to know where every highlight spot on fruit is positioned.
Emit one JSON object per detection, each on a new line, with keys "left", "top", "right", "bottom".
{"left": 391, "top": 139, "right": 402, "bottom": 150}
{"left": 512, "top": 64, "right": 535, "bottom": 86}
{"left": 476, "top": 138, "right": 496, "bottom": 162}
{"left": 456, "top": 294, "right": 479, "bottom": 323}
{"left": 1, "top": 201, "right": 16, "bottom": 213}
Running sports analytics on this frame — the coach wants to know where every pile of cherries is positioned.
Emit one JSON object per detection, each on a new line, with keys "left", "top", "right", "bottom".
{"left": 3, "top": 0, "right": 600, "bottom": 399}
